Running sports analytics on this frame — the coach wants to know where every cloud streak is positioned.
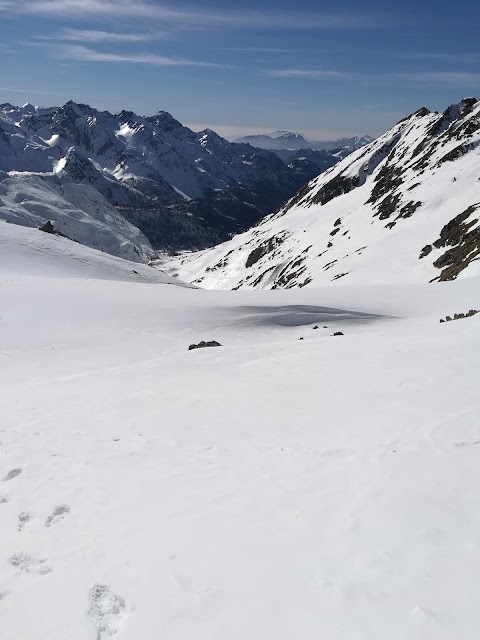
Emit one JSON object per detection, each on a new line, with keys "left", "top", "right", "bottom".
{"left": 265, "top": 69, "right": 347, "bottom": 79}
{"left": 0, "top": 0, "right": 396, "bottom": 30}
{"left": 40, "top": 28, "right": 167, "bottom": 43}
{"left": 396, "top": 72, "right": 480, "bottom": 86}
{"left": 57, "top": 44, "right": 230, "bottom": 68}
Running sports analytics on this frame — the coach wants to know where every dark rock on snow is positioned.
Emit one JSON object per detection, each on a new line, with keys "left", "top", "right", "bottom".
{"left": 188, "top": 340, "right": 222, "bottom": 351}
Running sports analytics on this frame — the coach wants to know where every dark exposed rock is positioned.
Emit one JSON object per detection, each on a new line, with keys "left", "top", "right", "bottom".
{"left": 188, "top": 340, "right": 222, "bottom": 351}
{"left": 245, "top": 235, "right": 284, "bottom": 268}
{"left": 397, "top": 201, "right": 422, "bottom": 219}
{"left": 272, "top": 255, "right": 307, "bottom": 289}
{"left": 440, "top": 309, "right": 479, "bottom": 322}
{"left": 309, "top": 174, "right": 360, "bottom": 206}
{"left": 437, "top": 143, "right": 473, "bottom": 165}
{"left": 298, "top": 277, "right": 312, "bottom": 288}
{"left": 332, "top": 332, "right": 344, "bottom": 336}
{"left": 40, "top": 220, "right": 56, "bottom": 234}
{"left": 39, "top": 220, "right": 75, "bottom": 241}
{"left": 430, "top": 205, "right": 480, "bottom": 281}
{"left": 367, "top": 164, "right": 403, "bottom": 207}
{"left": 377, "top": 193, "right": 402, "bottom": 220}
{"left": 419, "top": 244, "right": 433, "bottom": 259}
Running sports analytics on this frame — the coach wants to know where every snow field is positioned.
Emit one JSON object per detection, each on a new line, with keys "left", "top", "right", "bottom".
{"left": 1, "top": 225, "right": 480, "bottom": 639}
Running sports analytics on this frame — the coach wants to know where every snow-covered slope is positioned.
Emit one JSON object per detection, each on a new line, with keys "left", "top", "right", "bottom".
{"left": 0, "top": 101, "right": 305, "bottom": 252}
{"left": 166, "top": 98, "right": 480, "bottom": 289}
{"left": 2, "top": 223, "right": 480, "bottom": 639}
{"left": 0, "top": 220, "right": 189, "bottom": 284}
{"left": 0, "top": 174, "right": 156, "bottom": 263}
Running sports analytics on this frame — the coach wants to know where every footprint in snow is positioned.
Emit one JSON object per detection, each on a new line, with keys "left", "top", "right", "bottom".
{"left": 3, "top": 468, "right": 22, "bottom": 482}
{"left": 88, "top": 584, "right": 127, "bottom": 640}
{"left": 9, "top": 552, "right": 52, "bottom": 575}
{"left": 0, "top": 496, "right": 8, "bottom": 504}
{"left": 17, "top": 511, "right": 35, "bottom": 532}
{"left": 44, "top": 504, "right": 70, "bottom": 527}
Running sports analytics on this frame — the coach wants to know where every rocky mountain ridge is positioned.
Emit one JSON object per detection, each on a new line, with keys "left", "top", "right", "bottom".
{"left": 234, "top": 131, "right": 373, "bottom": 152}
{"left": 164, "top": 98, "right": 480, "bottom": 288}
{"left": 0, "top": 101, "right": 315, "bottom": 258}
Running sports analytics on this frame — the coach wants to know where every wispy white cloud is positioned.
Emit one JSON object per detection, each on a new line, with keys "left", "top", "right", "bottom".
{"left": 265, "top": 69, "right": 347, "bottom": 79}
{"left": 0, "top": 85, "right": 70, "bottom": 97}
{"left": 38, "top": 28, "right": 167, "bottom": 43}
{"left": 0, "top": 0, "right": 395, "bottom": 30}
{"left": 405, "top": 52, "right": 480, "bottom": 64}
{"left": 56, "top": 44, "right": 231, "bottom": 68}
{"left": 396, "top": 72, "right": 480, "bottom": 85}
{"left": 223, "top": 47, "right": 308, "bottom": 54}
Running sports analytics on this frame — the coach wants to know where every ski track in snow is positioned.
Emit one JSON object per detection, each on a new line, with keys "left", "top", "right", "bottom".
{"left": 1, "top": 223, "right": 480, "bottom": 639}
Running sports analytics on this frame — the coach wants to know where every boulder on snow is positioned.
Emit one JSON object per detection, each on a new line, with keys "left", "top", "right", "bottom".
{"left": 332, "top": 331, "right": 344, "bottom": 336}
{"left": 39, "top": 220, "right": 75, "bottom": 241}
{"left": 188, "top": 340, "right": 222, "bottom": 351}
{"left": 39, "top": 220, "right": 56, "bottom": 234}
{"left": 440, "top": 309, "right": 478, "bottom": 323}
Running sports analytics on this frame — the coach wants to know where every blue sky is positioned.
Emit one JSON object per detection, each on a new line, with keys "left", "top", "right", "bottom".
{"left": 1, "top": 0, "right": 480, "bottom": 139}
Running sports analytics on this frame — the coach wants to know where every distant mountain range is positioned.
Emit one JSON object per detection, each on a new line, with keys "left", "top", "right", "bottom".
{"left": 0, "top": 101, "right": 323, "bottom": 258}
{"left": 234, "top": 131, "right": 374, "bottom": 152}
{"left": 166, "top": 98, "right": 480, "bottom": 289}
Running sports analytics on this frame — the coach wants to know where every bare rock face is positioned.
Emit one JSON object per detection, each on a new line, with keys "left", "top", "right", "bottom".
{"left": 188, "top": 340, "right": 222, "bottom": 351}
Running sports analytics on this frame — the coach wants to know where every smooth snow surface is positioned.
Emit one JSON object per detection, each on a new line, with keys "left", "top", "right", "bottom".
{"left": 1, "top": 224, "right": 480, "bottom": 639}
{"left": 0, "top": 222, "right": 188, "bottom": 285}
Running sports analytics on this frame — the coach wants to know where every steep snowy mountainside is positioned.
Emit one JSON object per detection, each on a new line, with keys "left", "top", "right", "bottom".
{"left": 0, "top": 220, "right": 187, "bottom": 284}
{"left": 0, "top": 101, "right": 305, "bottom": 253}
{"left": 165, "top": 98, "right": 480, "bottom": 289}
